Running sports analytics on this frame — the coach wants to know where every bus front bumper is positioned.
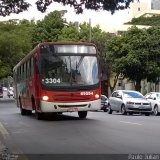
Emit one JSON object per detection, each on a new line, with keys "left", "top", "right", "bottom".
{"left": 40, "top": 99, "right": 101, "bottom": 113}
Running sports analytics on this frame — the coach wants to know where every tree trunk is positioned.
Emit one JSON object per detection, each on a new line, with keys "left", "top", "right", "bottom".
{"left": 110, "top": 86, "right": 114, "bottom": 95}
{"left": 108, "top": 73, "right": 120, "bottom": 95}
{"left": 135, "top": 80, "right": 141, "bottom": 92}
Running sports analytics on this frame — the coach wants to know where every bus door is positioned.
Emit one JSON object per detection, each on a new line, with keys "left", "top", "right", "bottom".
{"left": 0, "top": 87, "right": 3, "bottom": 98}
{"left": 34, "top": 56, "right": 41, "bottom": 111}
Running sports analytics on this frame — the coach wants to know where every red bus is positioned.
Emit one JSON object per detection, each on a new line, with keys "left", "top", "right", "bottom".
{"left": 13, "top": 42, "right": 101, "bottom": 120}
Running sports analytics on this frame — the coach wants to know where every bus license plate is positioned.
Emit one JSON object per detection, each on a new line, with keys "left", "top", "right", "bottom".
{"left": 68, "top": 107, "right": 78, "bottom": 112}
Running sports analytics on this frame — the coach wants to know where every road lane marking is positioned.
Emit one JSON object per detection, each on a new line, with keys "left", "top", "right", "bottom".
{"left": 120, "top": 121, "right": 142, "bottom": 126}
{"left": 0, "top": 122, "right": 9, "bottom": 139}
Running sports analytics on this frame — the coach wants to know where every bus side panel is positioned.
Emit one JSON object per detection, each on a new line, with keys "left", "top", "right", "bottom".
{"left": 13, "top": 84, "right": 19, "bottom": 107}
{"left": 33, "top": 55, "right": 41, "bottom": 112}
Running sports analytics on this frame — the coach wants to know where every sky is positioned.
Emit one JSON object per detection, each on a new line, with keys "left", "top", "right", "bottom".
{"left": 0, "top": 0, "right": 150, "bottom": 32}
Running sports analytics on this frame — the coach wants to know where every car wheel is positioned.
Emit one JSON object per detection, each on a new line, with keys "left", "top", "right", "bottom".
{"left": 145, "top": 113, "right": 150, "bottom": 116}
{"left": 78, "top": 111, "right": 87, "bottom": 119}
{"left": 107, "top": 104, "right": 113, "bottom": 114}
{"left": 128, "top": 112, "right": 133, "bottom": 115}
{"left": 153, "top": 105, "right": 159, "bottom": 116}
{"left": 121, "top": 104, "right": 127, "bottom": 115}
{"left": 103, "top": 108, "right": 108, "bottom": 112}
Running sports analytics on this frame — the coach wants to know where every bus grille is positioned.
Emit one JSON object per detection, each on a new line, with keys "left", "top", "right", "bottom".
{"left": 54, "top": 95, "right": 90, "bottom": 102}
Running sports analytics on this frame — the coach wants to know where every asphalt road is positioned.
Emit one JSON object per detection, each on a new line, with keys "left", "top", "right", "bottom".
{"left": 0, "top": 101, "right": 160, "bottom": 160}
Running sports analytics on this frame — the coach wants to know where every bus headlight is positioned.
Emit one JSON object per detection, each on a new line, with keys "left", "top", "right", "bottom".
{"left": 95, "top": 94, "right": 100, "bottom": 99}
{"left": 42, "top": 96, "right": 49, "bottom": 101}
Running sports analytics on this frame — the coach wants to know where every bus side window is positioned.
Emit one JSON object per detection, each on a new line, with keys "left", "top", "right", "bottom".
{"left": 17, "top": 68, "right": 19, "bottom": 82}
{"left": 24, "top": 62, "right": 27, "bottom": 79}
{"left": 29, "top": 58, "right": 31, "bottom": 77}
{"left": 34, "top": 58, "right": 39, "bottom": 74}
{"left": 31, "top": 57, "right": 34, "bottom": 77}
{"left": 22, "top": 64, "right": 24, "bottom": 80}
{"left": 19, "top": 65, "right": 22, "bottom": 81}
{"left": 27, "top": 60, "right": 30, "bottom": 78}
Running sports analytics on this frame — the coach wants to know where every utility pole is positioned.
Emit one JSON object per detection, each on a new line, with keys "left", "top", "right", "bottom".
{"left": 75, "top": 21, "right": 79, "bottom": 32}
{"left": 89, "top": 18, "right": 92, "bottom": 42}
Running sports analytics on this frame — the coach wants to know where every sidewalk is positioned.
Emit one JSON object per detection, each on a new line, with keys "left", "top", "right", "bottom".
{"left": 0, "top": 141, "right": 18, "bottom": 160}
{"left": 0, "top": 141, "right": 8, "bottom": 159}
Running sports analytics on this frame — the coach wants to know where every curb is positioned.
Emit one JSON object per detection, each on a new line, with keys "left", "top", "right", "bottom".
{"left": 0, "top": 99, "right": 15, "bottom": 103}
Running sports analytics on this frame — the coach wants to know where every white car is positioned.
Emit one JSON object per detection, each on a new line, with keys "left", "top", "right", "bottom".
{"left": 7, "top": 88, "right": 14, "bottom": 98}
{"left": 2, "top": 87, "right": 7, "bottom": 91}
{"left": 145, "top": 92, "right": 160, "bottom": 116}
{"left": 108, "top": 90, "right": 152, "bottom": 116}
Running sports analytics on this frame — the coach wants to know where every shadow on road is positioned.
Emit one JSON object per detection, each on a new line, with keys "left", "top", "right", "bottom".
{"left": 16, "top": 112, "right": 95, "bottom": 122}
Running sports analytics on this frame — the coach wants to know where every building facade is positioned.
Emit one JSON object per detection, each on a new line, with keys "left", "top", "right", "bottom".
{"left": 151, "top": 0, "right": 160, "bottom": 10}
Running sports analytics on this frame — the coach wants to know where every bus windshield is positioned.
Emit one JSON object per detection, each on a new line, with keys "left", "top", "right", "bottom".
{"left": 40, "top": 44, "right": 99, "bottom": 90}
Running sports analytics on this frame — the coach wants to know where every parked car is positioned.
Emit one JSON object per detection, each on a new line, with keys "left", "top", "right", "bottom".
{"left": 2, "top": 87, "right": 7, "bottom": 91}
{"left": 108, "top": 90, "right": 152, "bottom": 116}
{"left": 145, "top": 92, "right": 160, "bottom": 116}
{"left": 0, "top": 87, "right": 3, "bottom": 98}
{"left": 101, "top": 95, "right": 108, "bottom": 112}
{"left": 7, "top": 88, "right": 14, "bottom": 98}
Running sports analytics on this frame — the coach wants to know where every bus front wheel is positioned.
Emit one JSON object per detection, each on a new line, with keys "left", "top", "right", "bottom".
{"left": 78, "top": 111, "right": 87, "bottom": 119}
{"left": 19, "top": 98, "right": 27, "bottom": 115}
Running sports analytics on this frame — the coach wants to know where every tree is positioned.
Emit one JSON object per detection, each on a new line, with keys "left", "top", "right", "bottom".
{"left": 0, "top": 0, "right": 133, "bottom": 16}
{"left": 126, "top": 15, "right": 160, "bottom": 26}
{"left": 0, "top": 19, "right": 34, "bottom": 78}
{"left": 58, "top": 22, "right": 80, "bottom": 42}
{"left": 32, "top": 10, "right": 66, "bottom": 47}
{"left": 106, "top": 26, "right": 160, "bottom": 91}
{"left": 146, "top": 27, "right": 160, "bottom": 83}
{"left": 105, "top": 34, "right": 124, "bottom": 93}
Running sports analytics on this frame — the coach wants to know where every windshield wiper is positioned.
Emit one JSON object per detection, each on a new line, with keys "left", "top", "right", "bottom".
{"left": 76, "top": 56, "right": 84, "bottom": 71}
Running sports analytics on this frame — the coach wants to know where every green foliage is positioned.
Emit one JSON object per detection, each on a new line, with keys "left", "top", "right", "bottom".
{"left": 32, "top": 10, "right": 66, "bottom": 47}
{"left": 0, "top": 19, "right": 34, "bottom": 78}
{"left": 58, "top": 22, "right": 80, "bottom": 42}
{"left": 106, "top": 26, "right": 160, "bottom": 91}
{"left": 0, "top": 61, "right": 11, "bottom": 78}
{"left": 0, "top": 0, "right": 30, "bottom": 17}
{"left": 0, "top": 0, "right": 133, "bottom": 16}
{"left": 126, "top": 15, "right": 160, "bottom": 26}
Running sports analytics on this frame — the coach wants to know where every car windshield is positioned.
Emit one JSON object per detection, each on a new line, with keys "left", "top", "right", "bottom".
{"left": 123, "top": 91, "right": 144, "bottom": 98}
{"left": 101, "top": 96, "right": 108, "bottom": 100}
{"left": 156, "top": 93, "right": 160, "bottom": 99}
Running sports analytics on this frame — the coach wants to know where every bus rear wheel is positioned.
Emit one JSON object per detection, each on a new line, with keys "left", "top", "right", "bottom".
{"left": 19, "top": 98, "right": 27, "bottom": 115}
{"left": 20, "top": 107, "right": 27, "bottom": 115}
{"left": 78, "top": 111, "right": 87, "bottom": 119}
